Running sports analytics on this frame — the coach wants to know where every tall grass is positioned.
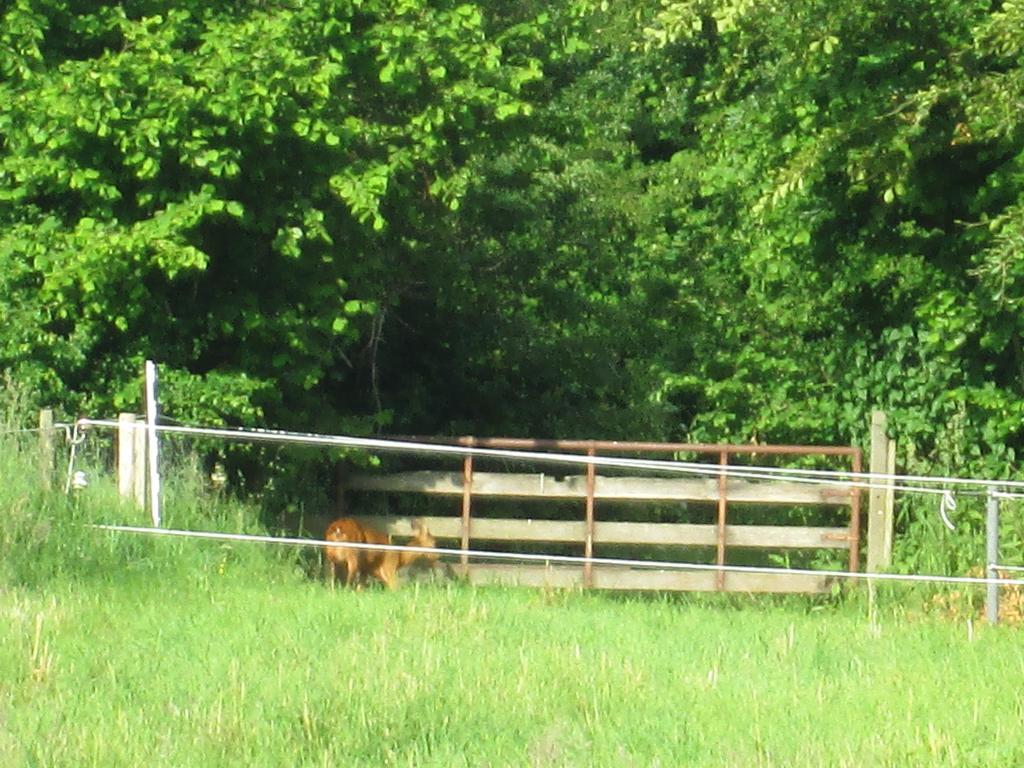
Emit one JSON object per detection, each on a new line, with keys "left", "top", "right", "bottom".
{"left": 0, "top": 416, "right": 304, "bottom": 590}
{"left": 2, "top": 403, "right": 1023, "bottom": 765}
{"left": 2, "top": 578, "right": 1023, "bottom": 767}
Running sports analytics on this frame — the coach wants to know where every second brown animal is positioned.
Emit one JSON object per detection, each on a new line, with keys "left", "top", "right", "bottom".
{"left": 324, "top": 517, "right": 438, "bottom": 590}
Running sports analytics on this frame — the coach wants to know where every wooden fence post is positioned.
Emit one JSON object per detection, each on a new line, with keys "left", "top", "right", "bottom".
{"left": 38, "top": 408, "right": 54, "bottom": 491}
{"left": 867, "top": 411, "right": 895, "bottom": 572}
{"left": 132, "top": 418, "right": 147, "bottom": 509}
{"left": 117, "top": 413, "right": 139, "bottom": 505}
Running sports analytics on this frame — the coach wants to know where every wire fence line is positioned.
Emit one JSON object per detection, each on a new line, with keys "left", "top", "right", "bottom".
{"left": 0, "top": 422, "right": 78, "bottom": 439}
{"left": 74, "top": 418, "right": 1024, "bottom": 499}
{"left": 89, "top": 524, "right": 1024, "bottom": 589}
{"left": 0, "top": 425, "right": 49, "bottom": 436}
{"left": 41, "top": 413, "right": 1024, "bottom": 591}
{"left": 992, "top": 564, "right": 1024, "bottom": 574}
{"left": 992, "top": 491, "right": 1024, "bottom": 501}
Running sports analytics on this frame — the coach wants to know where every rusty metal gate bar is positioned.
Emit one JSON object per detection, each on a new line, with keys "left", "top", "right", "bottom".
{"left": 460, "top": 441, "right": 473, "bottom": 575}
{"left": 423, "top": 436, "right": 859, "bottom": 456}
{"left": 584, "top": 444, "right": 596, "bottom": 588}
{"left": 717, "top": 451, "right": 728, "bottom": 591}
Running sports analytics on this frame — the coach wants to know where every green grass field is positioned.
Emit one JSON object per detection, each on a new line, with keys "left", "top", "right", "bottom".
{"left": 1, "top": 429, "right": 1022, "bottom": 767}
{"left": 3, "top": 567, "right": 1023, "bottom": 767}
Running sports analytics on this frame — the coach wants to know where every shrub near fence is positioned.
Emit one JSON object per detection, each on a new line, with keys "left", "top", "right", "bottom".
{"left": 2, "top": 412, "right": 302, "bottom": 588}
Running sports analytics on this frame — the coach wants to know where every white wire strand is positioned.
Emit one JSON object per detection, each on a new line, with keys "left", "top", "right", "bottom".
{"left": 992, "top": 564, "right": 1024, "bottom": 574}
{"left": 76, "top": 418, "right": 873, "bottom": 488}
{"left": 0, "top": 426, "right": 47, "bottom": 435}
{"left": 0, "top": 423, "right": 76, "bottom": 439}
{"left": 74, "top": 418, "right": 1020, "bottom": 498}
{"left": 90, "top": 523, "right": 1024, "bottom": 589}
{"left": 939, "top": 491, "right": 957, "bottom": 531}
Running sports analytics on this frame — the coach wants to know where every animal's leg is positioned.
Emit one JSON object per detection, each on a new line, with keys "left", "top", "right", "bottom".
{"left": 324, "top": 551, "right": 337, "bottom": 588}
{"left": 375, "top": 562, "right": 398, "bottom": 590}
{"left": 344, "top": 552, "right": 359, "bottom": 588}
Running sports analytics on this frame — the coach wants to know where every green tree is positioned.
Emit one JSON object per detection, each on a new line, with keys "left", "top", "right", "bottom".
{"left": 636, "top": 0, "right": 1024, "bottom": 474}
{"left": 0, "top": 0, "right": 541, "bottom": 429}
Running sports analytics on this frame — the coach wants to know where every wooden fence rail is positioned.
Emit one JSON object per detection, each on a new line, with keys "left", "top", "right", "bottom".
{"left": 348, "top": 515, "right": 845, "bottom": 594}
{"left": 353, "top": 515, "right": 853, "bottom": 550}
{"left": 340, "top": 437, "right": 867, "bottom": 595}
{"left": 348, "top": 471, "right": 853, "bottom": 505}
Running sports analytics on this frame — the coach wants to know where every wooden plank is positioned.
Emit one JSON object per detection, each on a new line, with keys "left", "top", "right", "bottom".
{"left": 596, "top": 521, "right": 851, "bottom": 549}
{"left": 349, "top": 471, "right": 852, "bottom": 505}
{"left": 726, "top": 525, "right": 852, "bottom": 550}
{"left": 466, "top": 565, "right": 832, "bottom": 594}
{"left": 597, "top": 521, "right": 716, "bottom": 546}
{"left": 592, "top": 567, "right": 832, "bottom": 594}
{"left": 468, "top": 564, "right": 584, "bottom": 589}
{"left": 358, "top": 515, "right": 585, "bottom": 542}
{"left": 357, "top": 516, "right": 851, "bottom": 550}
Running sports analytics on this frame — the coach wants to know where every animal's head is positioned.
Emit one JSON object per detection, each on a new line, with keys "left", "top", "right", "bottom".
{"left": 410, "top": 519, "right": 438, "bottom": 563}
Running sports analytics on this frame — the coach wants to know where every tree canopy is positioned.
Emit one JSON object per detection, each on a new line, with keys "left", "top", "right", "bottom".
{"left": 2, "top": 0, "right": 1023, "bottom": 481}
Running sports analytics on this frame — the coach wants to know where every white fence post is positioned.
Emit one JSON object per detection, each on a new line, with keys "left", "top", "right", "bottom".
{"left": 986, "top": 492, "right": 1000, "bottom": 625}
{"left": 145, "top": 361, "right": 162, "bottom": 527}
{"left": 38, "top": 408, "right": 54, "bottom": 491}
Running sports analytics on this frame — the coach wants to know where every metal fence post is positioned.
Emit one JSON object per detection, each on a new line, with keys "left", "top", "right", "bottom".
{"left": 986, "top": 491, "right": 1000, "bottom": 625}
{"left": 38, "top": 408, "right": 55, "bottom": 492}
{"left": 145, "top": 360, "right": 161, "bottom": 527}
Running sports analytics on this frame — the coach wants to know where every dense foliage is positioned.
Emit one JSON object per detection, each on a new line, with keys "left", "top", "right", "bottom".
{"left": 2, "top": 0, "right": 1023, "bottom": 479}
